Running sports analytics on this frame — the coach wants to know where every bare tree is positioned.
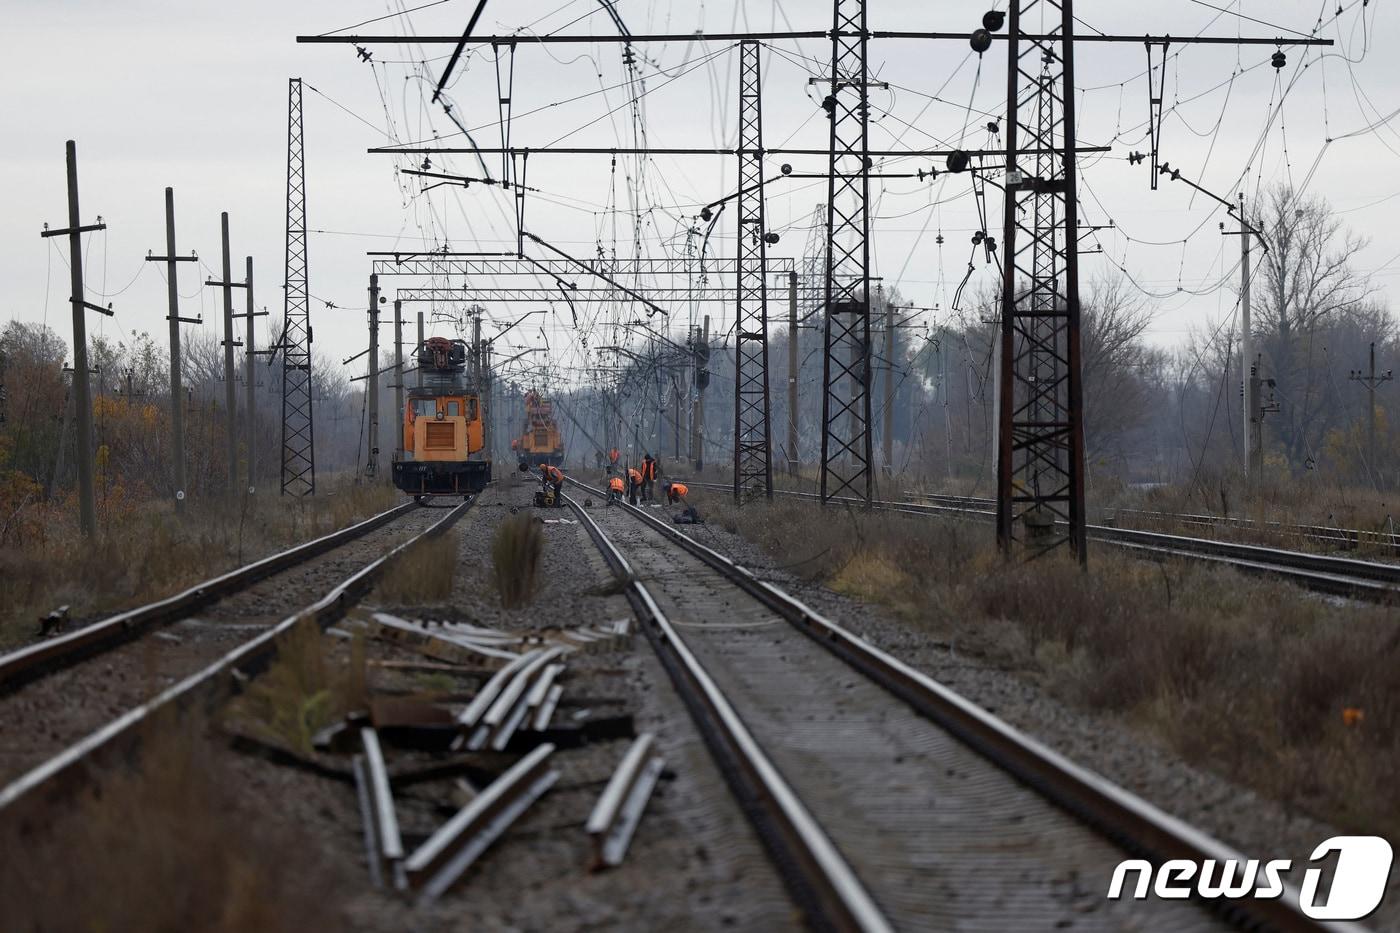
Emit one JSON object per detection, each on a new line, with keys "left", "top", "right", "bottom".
{"left": 1255, "top": 184, "right": 1374, "bottom": 466}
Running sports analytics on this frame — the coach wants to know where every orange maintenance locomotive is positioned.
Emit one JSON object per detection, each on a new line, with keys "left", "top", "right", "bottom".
{"left": 392, "top": 336, "right": 491, "bottom": 497}
{"left": 513, "top": 388, "right": 565, "bottom": 470}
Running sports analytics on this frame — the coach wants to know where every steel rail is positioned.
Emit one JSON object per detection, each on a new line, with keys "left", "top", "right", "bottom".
{"left": 693, "top": 483, "right": 1400, "bottom": 602}
{"left": 0, "top": 496, "right": 476, "bottom": 829}
{"left": 908, "top": 493, "right": 1400, "bottom": 554}
{"left": 0, "top": 497, "right": 425, "bottom": 694}
{"left": 562, "top": 489, "right": 893, "bottom": 933}
{"left": 570, "top": 478, "right": 1353, "bottom": 933}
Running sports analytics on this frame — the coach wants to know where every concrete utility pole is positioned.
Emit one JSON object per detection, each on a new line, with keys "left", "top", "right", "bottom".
{"left": 481, "top": 338, "right": 493, "bottom": 466}
{"left": 1350, "top": 342, "right": 1393, "bottom": 485}
{"left": 393, "top": 299, "right": 404, "bottom": 458}
{"left": 39, "top": 141, "right": 111, "bottom": 537}
{"left": 882, "top": 289, "right": 895, "bottom": 476}
{"left": 145, "top": 187, "right": 198, "bottom": 512}
{"left": 693, "top": 315, "right": 710, "bottom": 471}
{"left": 416, "top": 309, "right": 425, "bottom": 351}
{"left": 788, "top": 270, "right": 799, "bottom": 476}
{"left": 366, "top": 273, "right": 381, "bottom": 479}
{"left": 1238, "top": 193, "right": 1259, "bottom": 486}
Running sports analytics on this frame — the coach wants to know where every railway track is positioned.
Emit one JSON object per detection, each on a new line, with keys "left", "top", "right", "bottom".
{"left": 0, "top": 497, "right": 423, "bottom": 695}
{"left": 689, "top": 483, "right": 1400, "bottom": 602}
{"left": 0, "top": 495, "right": 474, "bottom": 830}
{"left": 566, "top": 480, "right": 1342, "bottom": 932}
{"left": 907, "top": 492, "right": 1400, "bottom": 555}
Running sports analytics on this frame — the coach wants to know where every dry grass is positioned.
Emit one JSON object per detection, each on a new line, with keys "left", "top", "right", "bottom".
{"left": 708, "top": 496, "right": 1400, "bottom": 840}
{"left": 0, "top": 710, "right": 337, "bottom": 932}
{"left": 377, "top": 532, "right": 460, "bottom": 604}
{"left": 226, "top": 618, "right": 368, "bottom": 756}
{"left": 493, "top": 512, "right": 544, "bottom": 609}
{"left": 0, "top": 479, "right": 400, "bottom": 650}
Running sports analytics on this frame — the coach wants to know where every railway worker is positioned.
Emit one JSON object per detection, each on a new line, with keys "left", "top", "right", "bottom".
{"left": 540, "top": 463, "right": 565, "bottom": 506}
{"left": 641, "top": 453, "right": 658, "bottom": 502}
{"left": 607, "top": 475, "right": 626, "bottom": 505}
{"left": 608, "top": 446, "right": 620, "bottom": 474}
{"left": 626, "top": 466, "right": 643, "bottom": 505}
{"left": 662, "top": 480, "right": 688, "bottom": 506}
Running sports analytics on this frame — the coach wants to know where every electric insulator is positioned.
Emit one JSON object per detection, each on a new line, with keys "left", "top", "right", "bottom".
{"left": 1271, "top": 50, "right": 1287, "bottom": 69}
{"left": 821, "top": 95, "right": 837, "bottom": 115}
{"left": 947, "top": 150, "right": 971, "bottom": 173}
{"left": 700, "top": 207, "right": 712, "bottom": 222}
{"left": 780, "top": 163, "right": 793, "bottom": 175}
{"left": 763, "top": 232, "right": 780, "bottom": 245}
{"left": 983, "top": 10, "right": 1006, "bottom": 31}
{"left": 970, "top": 28, "right": 992, "bottom": 53}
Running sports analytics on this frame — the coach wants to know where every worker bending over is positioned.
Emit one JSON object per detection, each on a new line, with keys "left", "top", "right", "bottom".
{"left": 540, "top": 463, "right": 565, "bottom": 506}
{"left": 626, "top": 467, "right": 643, "bottom": 506}
{"left": 607, "top": 475, "right": 625, "bottom": 505}
{"left": 662, "top": 480, "right": 688, "bottom": 505}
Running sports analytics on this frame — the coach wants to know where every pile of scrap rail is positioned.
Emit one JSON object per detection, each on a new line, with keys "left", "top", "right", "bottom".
{"left": 324, "top": 611, "right": 663, "bottom": 904}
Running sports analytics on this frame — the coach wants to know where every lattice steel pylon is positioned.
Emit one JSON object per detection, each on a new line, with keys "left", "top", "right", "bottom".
{"left": 996, "top": 0, "right": 1088, "bottom": 563}
{"left": 819, "top": 0, "right": 873, "bottom": 506}
{"left": 280, "top": 77, "right": 316, "bottom": 496}
{"left": 733, "top": 40, "right": 773, "bottom": 502}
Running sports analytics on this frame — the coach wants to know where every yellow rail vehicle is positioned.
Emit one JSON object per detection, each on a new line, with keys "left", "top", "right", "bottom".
{"left": 393, "top": 337, "right": 491, "bottom": 497}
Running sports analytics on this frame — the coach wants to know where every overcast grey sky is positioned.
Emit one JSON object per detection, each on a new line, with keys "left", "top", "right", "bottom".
{"left": 3, "top": 0, "right": 1397, "bottom": 387}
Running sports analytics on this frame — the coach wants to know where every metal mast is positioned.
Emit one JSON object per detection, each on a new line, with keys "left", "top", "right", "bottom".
{"left": 733, "top": 40, "right": 773, "bottom": 501}
{"left": 819, "top": 0, "right": 873, "bottom": 506}
{"left": 996, "top": 0, "right": 1087, "bottom": 562}
{"left": 280, "top": 78, "right": 315, "bottom": 496}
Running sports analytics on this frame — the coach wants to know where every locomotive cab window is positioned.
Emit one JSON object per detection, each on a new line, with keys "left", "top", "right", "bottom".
{"left": 413, "top": 399, "right": 437, "bottom": 417}
{"left": 446, "top": 401, "right": 460, "bottom": 417}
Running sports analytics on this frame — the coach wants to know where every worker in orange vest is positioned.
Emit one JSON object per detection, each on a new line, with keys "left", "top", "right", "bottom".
{"left": 607, "top": 447, "right": 620, "bottom": 475}
{"left": 607, "top": 475, "right": 626, "bottom": 505}
{"left": 662, "top": 480, "right": 688, "bottom": 505}
{"left": 626, "top": 466, "right": 643, "bottom": 505}
{"left": 540, "top": 463, "right": 564, "bottom": 506}
{"left": 640, "top": 453, "right": 657, "bottom": 502}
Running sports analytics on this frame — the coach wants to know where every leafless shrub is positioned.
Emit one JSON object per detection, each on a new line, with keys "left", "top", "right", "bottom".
{"left": 493, "top": 513, "right": 543, "bottom": 608}
{"left": 0, "top": 711, "right": 335, "bottom": 932}
{"left": 377, "top": 533, "right": 459, "bottom": 604}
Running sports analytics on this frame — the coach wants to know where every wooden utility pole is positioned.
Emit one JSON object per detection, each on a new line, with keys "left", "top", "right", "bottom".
{"left": 204, "top": 213, "right": 247, "bottom": 496}
{"left": 243, "top": 257, "right": 258, "bottom": 491}
{"left": 39, "top": 141, "right": 111, "bottom": 536}
{"left": 788, "top": 270, "right": 799, "bottom": 476}
{"left": 1350, "top": 342, "right": 1393, "bottom": 485}
{"left": 366, "top": 273, "right": 381, "bottom": 479}
{"left": 145, "top": 187, "right": 198, "bottom": 512}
